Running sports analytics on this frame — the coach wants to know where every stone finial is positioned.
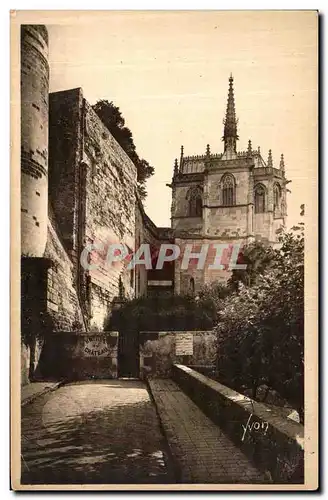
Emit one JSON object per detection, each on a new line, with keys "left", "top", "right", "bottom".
{"left": 179, "top": 145, "right": 184, "bottom": 171}
{"left": 206, "top": 144, "right": 211, "bottom": 156}
{"left": 258, "top": 146, "right": 261, "bottom": 154}
{"left": 280, "top": 153, "right": 285, "bottom": 172}
{"left": 174, "top": 158, "right": 179, "bottom": 176}
{"left": 267, "top": 149, "right": 273, "bottom": 168}
{"left": 223, "top": 74, "right": 238, "bottom": 144}
{"left": 247, "top": 139, "right": 252, "bottom": 157}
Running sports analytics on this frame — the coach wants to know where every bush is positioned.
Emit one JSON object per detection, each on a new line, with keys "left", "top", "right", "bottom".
{"left": 214, "top": 225, "right": 304, "bottom": 422}
{"left": 106, "top": 294, "right": 217, "bottom": 332}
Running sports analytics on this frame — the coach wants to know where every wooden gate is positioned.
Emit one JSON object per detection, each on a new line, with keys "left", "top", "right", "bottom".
{"left": 117, "top": 330, "right": 140, "bottom": 378}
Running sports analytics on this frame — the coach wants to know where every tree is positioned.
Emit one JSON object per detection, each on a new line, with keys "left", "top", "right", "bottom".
{"left": 228, "top": 240, "right": 275, "bottom": 289}
{"left": 197, "top": 280, "right": 233, "bottom": 314}
{"left": 215, "top": 225, "right": 304, "bottom": 422}
{"left": 92, "top": 100, "right": 154, "bottom": 199}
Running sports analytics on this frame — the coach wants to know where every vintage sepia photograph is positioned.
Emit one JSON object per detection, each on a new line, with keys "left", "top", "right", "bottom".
{"left": 11, "top": 10, "right": 318, "bottom": 491}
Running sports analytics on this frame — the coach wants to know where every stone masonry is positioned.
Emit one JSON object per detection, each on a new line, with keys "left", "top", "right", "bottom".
{"left": 20, "top": 25, "right": 289, "bottom": 382}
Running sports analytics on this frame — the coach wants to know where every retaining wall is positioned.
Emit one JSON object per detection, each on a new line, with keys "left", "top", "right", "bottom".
{"left": 172, "top": 364, "right": 304, "bottom": 484}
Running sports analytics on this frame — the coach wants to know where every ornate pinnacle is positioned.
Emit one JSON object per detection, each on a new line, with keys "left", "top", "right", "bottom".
{"left": 280, "top": 153, "right": 285, "bottom": 172}
{"left": 258, "top": 146, "right": 261, "bottom": 154}
{"left": 247, "top": 139, "right": 252, "bottom": 157}
{"left": 174, "top": 158, "right": 179, "bottom": 176}
{"left": 179, "top": 145, "right": 184, "bottom": 171}
{"left": 223, "top": 74, "right": 238, "bottom": 142}
{"left": 206, "top": 144, "right": 211, "bottom": 156}
{"left": 267, "top": 149, "right": 273, "bottom": 168}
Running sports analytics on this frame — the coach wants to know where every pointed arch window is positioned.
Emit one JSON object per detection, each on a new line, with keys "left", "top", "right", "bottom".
{"left": 221, "top": 174, "right": 236, "bottom": 206}
{"left": 254, "top": 184, "right": 266, "bottom": 213}
{"left": 273, "top": 183, "right": 281, "bottom": 212}
{"left": 187, "top": 187, "right": 203, "bottom": 217}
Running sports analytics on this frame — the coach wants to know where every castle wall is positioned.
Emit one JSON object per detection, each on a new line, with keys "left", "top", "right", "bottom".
{"left": 44, "top": 214, "right": 85, "bottom": 331}
{"left": 82, "top": 101, "right": 137, "bottom": 328}
{"left": 48, "top": 89, "right": 140, "bottom": 330}
{"left": 174, "top": 238, "right": 204, "bottom": 294}
{"left": 135, "top": 202, "right": 154, "bottom": 297}
{"left": 48, "top": 88, "right": 83, "bottom": 261}
{"left": 207, "top": 168, "right": 250, "bottom": 205}
{"left": 174, "top": 237, "right": 241, "bottom": 294}
{"left": 205, "top": 166, "right": 252, "bottom": 239}
{"left": 253, "top": 212, "right": 273, "bottom": 242}
{"left": 171, "top": 182, "right": 204, "bottom": 233}
{"left": 206, "top": 206, "right": 249, "bottom": 239}
{"left": 21, "top": 25, "right": 49, "bottom": 257}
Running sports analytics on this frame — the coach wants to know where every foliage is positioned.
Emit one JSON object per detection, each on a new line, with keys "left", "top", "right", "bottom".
{"left": 228, "top": 240, "right": 276, "bottom": 289}
{"left": 106, "top": 293, "right": 217, "bottom": 332}
{"left": 197, "top": 280, "right": 233, "bottom": 313}
{"left": 92, "top": 100, "right": 154, "bottom": 199}
{"left": 214, "top": 225, "right": 304, "bottom": 422}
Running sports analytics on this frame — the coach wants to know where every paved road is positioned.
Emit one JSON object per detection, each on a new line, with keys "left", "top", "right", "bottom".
{"left": 21, "top": 380, "right": 175, "bottom": 485}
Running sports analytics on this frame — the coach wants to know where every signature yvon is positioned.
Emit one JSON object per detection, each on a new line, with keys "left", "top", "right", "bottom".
{"left": 241, "top": 414, "right": 269, "bottom": 442}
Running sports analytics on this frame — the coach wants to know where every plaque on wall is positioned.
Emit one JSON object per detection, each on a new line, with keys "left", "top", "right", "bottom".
{"left": 83, "top": 335, "right": 110, "bottom": 357}
{"left": 175, "top": 333, "right": 194, "bottom": 356}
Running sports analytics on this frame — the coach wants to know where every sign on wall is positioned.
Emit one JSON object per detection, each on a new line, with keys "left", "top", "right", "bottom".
{"left": 83, "top": 335, "right": 110, "bottom": 357}
{"left": 175, "top": 333, "right": 194, "bottom": 356}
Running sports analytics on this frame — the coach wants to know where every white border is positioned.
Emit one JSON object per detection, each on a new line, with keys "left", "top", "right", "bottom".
{"left": 3, "top": 2, "right": 323, "bottom": 498}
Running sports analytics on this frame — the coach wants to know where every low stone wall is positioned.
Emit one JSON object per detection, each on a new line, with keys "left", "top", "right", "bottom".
{"left": 39, "top": 331, "right": 119, "bottom": 380}
{"left": 172, "top": 364, "right": 304, "bottom": 484}
{"left": 139, "top": 331, "right": 216, "bottom": 379}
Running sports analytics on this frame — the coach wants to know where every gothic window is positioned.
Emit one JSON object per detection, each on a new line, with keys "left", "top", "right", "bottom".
{"left": 187, "top": 187, "right": 202, "bottom": 217}
{"left": 273, "top": 183, "right": 281, "bottom": 211}
{"left": 195, "top": 196, "right": 202, "bottom": 216}
{"left": 221, "top": 174, "right": 236, "bottom": 206}
{"left": 254, "top": 184, "right": 266, "bottom": 213}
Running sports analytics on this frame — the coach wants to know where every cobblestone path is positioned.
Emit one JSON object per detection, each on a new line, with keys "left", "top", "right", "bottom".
{"left": 149, "top": 379, "right": 269, "bottom": 484}
{"left": 21, "top": 380, "right": 175, "bottom": 485}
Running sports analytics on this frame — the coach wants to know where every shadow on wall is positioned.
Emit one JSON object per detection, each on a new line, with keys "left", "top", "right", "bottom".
{"left": 35, "top": 332, "right": 120, "bottom": 381}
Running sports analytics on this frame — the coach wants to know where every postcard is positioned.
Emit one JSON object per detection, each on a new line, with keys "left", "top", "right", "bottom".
{"left": 11, "top": 10, "right": 318, "bottom": 491}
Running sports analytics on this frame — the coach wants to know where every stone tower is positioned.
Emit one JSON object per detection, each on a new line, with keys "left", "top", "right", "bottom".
{"left": 21, "top": 25, "right": 49, "bottom": 257}
{"left": 170, "top": 75, "right": 288, "bottom": 293}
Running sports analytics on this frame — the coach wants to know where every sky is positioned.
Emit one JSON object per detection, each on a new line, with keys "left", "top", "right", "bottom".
{"left": 46, "top": 11, "right": 317, "bottom": 229}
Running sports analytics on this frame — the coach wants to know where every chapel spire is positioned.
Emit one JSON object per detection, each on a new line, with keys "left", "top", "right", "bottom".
{"left": 223, "top": 74, "right": 238, "bottom": 157}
